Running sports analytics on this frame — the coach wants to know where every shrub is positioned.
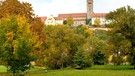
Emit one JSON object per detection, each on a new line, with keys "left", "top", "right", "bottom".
{"left": 73, "top": 49, "right": 92, "bottom": 68}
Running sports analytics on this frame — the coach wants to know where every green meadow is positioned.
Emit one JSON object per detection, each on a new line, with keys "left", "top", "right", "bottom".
{"left": 0, "top": 65, "right": 134, "bottom": 76}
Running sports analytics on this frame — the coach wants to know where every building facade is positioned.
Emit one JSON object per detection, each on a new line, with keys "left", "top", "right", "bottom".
{"left": 40, "top": 0, "right": 107, "bottom": 26}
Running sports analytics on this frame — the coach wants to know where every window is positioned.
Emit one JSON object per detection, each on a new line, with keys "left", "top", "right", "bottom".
{"left": 88, "top": 2, "right": 92, "bottom": 4}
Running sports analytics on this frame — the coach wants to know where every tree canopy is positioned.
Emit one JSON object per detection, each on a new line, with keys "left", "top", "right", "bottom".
{"left": 0, "top": 15, "right": 39, "bottom": 75}
{"left": 0, "top": 0, "right": 44, "bottom": 75}
{"left": 94, "top": 18, "right": 101, "bottom": 27}
{"left": 0, "top": 0, "right": 45, "bottom": 42}
{"left": 106, "top": 6, "right": 135, "bottom": 67}
{"left": 0, "top": 0, "right": 34, "bottom": 20}
{"left": 43, "top": 25, "right": 86, "bottom": 69}
{"left": 66, "top": 17, "right": 74, "bottom": 26}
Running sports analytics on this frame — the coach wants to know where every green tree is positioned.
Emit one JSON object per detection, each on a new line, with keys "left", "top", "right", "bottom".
{"left": 63, "top": 20, "right": 67, "bottom": 25}
{"left": 0, "top": 16, "right": 38, "bottom": 75}
{"left": 73, "top": 48, "right": 91, "bottom": 68}
{"left": 76, "top": 25, "right": 93, "bottom": 38}
{"left": 83, "top": 36, "right": 108, "bottom": 65}
{"left": 43, "top": 25, "right": 86, "bottom": 69}
{"left": 93, "top": 51, "right": 107, "bottom": 65}
{"left": 86, "top": 17, "right": 91, "bottom": 25}
{"left": 106, "top": 6, "right": 135, "bottom": 68}
{"left": 106, "top": 33, "right": 131, "bottom": 65}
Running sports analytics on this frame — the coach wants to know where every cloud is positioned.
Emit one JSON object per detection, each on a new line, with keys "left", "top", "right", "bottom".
{"left": 19, "top": 0, "right": 135, "bottom": 16}
{"left": 36, "top": 0, "right": 86, "bottom": 16}
{"left": 19, "top": 0, "right": 86, "bottom": 16}
{"left": 94, "top": 0, "right": 135, "bottom": 13}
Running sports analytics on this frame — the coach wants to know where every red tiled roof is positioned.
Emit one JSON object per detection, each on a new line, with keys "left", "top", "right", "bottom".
{"left": 92, "top": 13, "right": 107, "bottom": 18}
{"left": 54, "top": 17, "right": 62, "bottom": 20}
{"left": 39, "top": 12, "right": 107, "bottom": 23}
{"left": 58, "top": 13, "right": 86, "bottom": 18}
{"left": 39, "top": 16, "right": 47, "bottom": 22}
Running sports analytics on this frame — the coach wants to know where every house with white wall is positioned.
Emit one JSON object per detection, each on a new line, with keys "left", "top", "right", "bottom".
{"left": 40, "top": 0, "right": 108, "bottom": 26}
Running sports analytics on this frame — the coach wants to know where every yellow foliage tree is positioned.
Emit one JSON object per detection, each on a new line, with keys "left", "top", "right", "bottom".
{"left": 43, "top": 25, "right": 86, "bottom": 69}
{"left": 94, "top": 18, "right": 101, "bottom": 27}
{"left": 66, "top": 17, "right": 74, "bottom": 26}
{"left": 0, "top": 15, "right": 40, "bottom": 75}
{"left": 84, "top": 29, "right": 93, "bottom": 37}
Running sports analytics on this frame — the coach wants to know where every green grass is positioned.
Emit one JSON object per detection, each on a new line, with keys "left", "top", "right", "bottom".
{"left": 0, "top": 65, "right": 135, "bottom": 76}
{"left": 26, "top": 70, "right": 135, "bottom": 76}
{"left": 88, "top": 65, "right": 134, "bottom": 70}
{"left": 0, "top": 65, "right": 7, "bottom": 72}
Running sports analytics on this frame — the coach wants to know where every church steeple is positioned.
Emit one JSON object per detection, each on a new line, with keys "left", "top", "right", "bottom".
{"left": 87, "top": 0, "right": 93, "bottom": 19}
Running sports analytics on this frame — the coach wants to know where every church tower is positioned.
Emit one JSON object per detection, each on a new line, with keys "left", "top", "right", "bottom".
{"left": 87, "top": 0, "right": 93, "bottom": 19}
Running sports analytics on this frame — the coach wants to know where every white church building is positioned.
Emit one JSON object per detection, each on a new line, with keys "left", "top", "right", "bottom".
{"left": 40, "top": 0, "right": 107, "bottom": 26}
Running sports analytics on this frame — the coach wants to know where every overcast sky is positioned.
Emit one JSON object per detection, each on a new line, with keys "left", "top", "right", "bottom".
{"left": 19, "top": 0, "right": 135, "bottom": 17}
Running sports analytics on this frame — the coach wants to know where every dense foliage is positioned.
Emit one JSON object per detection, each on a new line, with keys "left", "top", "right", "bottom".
{"left": 106, "top": 6, "right": 135, "bottom": 68}
{"left": 0, "top": 1, "right": 135, "bottom": 75}
{"left": 0, "top": 16, "right": 39, "bottom": 75}
{"left": 43, "top": 25, "right": 86, "bottom": 69}
{"left": 0, "top": 0, "right": 44, "bottom": 75}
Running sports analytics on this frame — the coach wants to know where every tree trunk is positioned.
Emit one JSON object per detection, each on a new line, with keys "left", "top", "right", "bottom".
{"left": 133, "top": 55, "right": 135, "bottom": 69}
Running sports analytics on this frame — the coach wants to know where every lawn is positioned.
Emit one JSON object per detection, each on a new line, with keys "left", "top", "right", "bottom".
{"left": 0, "top": 65, "right": 135, "bottom": 76}
{"left": 0, "top": 65, "right": 7, "bottom": 72}
{"left": 26, "top": 70, "right": 135, "bottom": 76}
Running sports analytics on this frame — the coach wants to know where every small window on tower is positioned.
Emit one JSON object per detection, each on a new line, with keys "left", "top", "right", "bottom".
{"left": 88, "top": 2, "right": 92, "bottom": 4}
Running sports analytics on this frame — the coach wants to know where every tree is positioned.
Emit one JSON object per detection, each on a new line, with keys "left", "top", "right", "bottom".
{"left": 73, "top": 48, "right": 91, "bottom": 68}
{"left": 106, "top": 6, "right": 135, "bottom": 68}
{"left": 106, "top": 33, "right": 131, "bottom": 65}
{"left": 43, "top": 25, "right": 86, "bottom": 69}
{"left": 0, "top": 0, "right": 45, "bottom": 65}
{"left": 0, "top": 0, "right": 34, "bottom": 20}
{"left": 0, "top": 15, "right": 38, "bottom": 75}
{"left": 86, "top": 17, "right": 91, "bottom": 25}
{"left": 76, "top": 25, "right": 93, "bottom": 38}
{"left": 83, "top": 36, "right": 108, "bottom": 65}
{"left": 66, "top": 17, "right": 74, "bottom": 26}
{"left": 0, "top": 0, "right": 45, "bottom": 40}
{"left": 94, "top": 18, "right": 101, "bottom": 27}
{"left": 63, "top": 20, "right": 67, "bottom": 25}
{"left": 93, "top": 51, "right": 107, "bottom": 65}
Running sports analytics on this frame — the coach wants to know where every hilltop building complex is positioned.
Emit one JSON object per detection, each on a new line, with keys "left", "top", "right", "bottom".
{"left": 40, "top": 0, "right": 107, "bottom": 26}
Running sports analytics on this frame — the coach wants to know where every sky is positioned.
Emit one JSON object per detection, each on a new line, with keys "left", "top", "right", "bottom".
{"left": 19, "top": 0, "right": 135, "bottom": 17}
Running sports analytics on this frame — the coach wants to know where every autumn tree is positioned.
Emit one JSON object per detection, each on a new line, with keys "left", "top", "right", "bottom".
{"left": 66, "top": 17, "right": 74, "bottom": 26}
{"left": 0, "top": 0, "right": 45, "bottom": 40}
{"left": 76, "top": 25, "right": 93, "bottom": 38}
{"left": 85, "top": 36, "right": 108, "bottom": 65}
{"left": 106, "top": 32, "right": 131, "bottom": 65}
{"left": 43, "top": 25, "right": 86, "bottom": 69}
{"left": 76, "top": 26, "right": 108, "bottom": 65}
{"left": 106, "top": 6, "right": 135, "bottom": 68}
{"left": 0, "top": 0, "right": 45, "bottom": 64}
{"left": 0, "top": 15, "right": 39, "bottom": 75}
{"left": 75, "top": 25, "right": 108, "bottom": 65}
{"left": 0, "top": 0, "right": 34, "bottom": 20}
{"left": 94, "top": 18, "right": 101, "bottom": 27}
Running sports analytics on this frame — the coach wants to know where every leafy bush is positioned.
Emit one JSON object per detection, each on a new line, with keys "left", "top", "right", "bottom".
{"left": 73, "top": 49, "right": 92, "bottom": 68}
{"left": 93, "top": 51, "right": 108, "bottom": 65}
